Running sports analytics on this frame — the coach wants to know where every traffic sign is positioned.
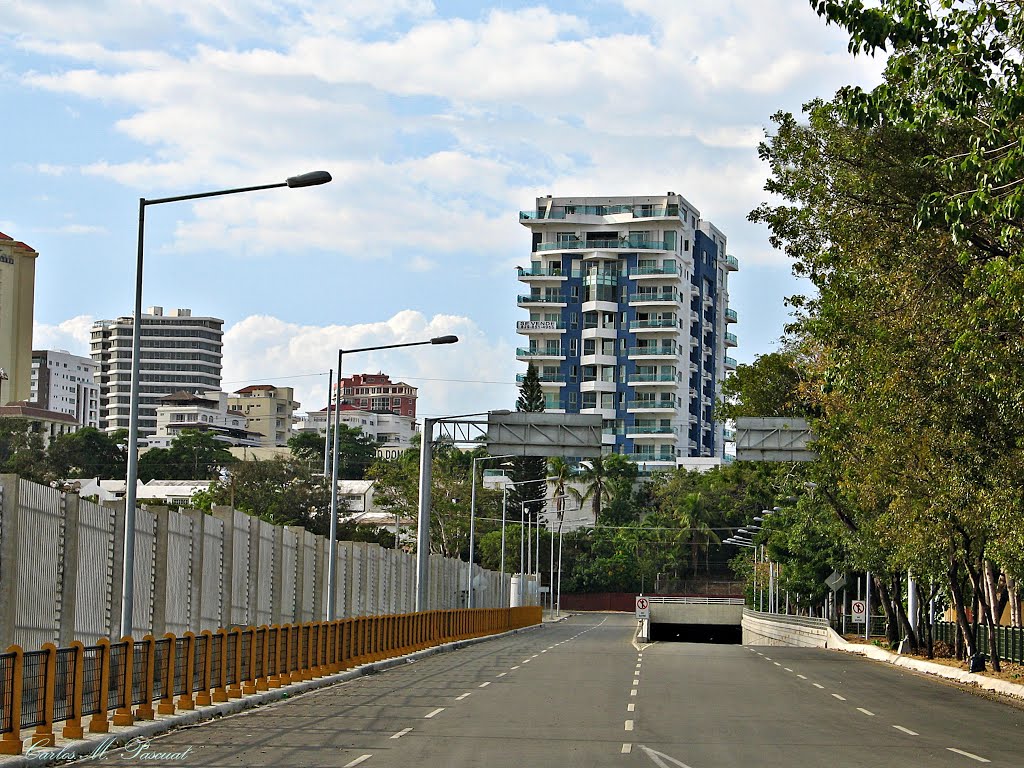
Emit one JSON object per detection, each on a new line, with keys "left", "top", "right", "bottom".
{"left": 826, "top": 571, "right": 846, "bottom": 592}
{"left": 851, "top": 600, "right": 866, "bottom": 623}
{"left": 635, "top": 596, "right": 650, "bottom": 619}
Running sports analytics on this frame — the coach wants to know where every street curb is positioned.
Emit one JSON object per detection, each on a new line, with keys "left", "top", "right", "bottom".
{"left": 0, "top": 622, "right": 545, "bottom": 768}
{"left": 826, "top": 627, "right": 1024, "bottom": 701}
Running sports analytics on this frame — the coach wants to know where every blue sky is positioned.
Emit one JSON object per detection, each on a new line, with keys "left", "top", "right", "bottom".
{"left": 2, "top": 1, "right": 883, "bottom": 419}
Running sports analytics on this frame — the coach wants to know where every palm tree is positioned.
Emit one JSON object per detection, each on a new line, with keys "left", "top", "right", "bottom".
{"left": 575, "top": 456, "right": 612, "bottom": 523}
{"left": 547, "top": 457, "right": 573, "bottom": 522}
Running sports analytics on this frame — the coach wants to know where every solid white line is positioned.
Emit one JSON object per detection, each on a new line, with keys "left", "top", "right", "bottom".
{"left": 628, "top": 703, "right": 636, "bottom": 712}
{"left": 425, "top": 708, "right": 445, "bottom": 718}
{"left": 344, "top": 756, "right": 372, "bottom": 768}
{"left": 622, "top": 744, "right": 633, "bottom": 754}
{"left": 456, "top": 692, "right": 471, "bottom": 700}
{"left": 892, "top": 725, "right": 918, "bottom": 736}
{"left": 813, "top": 683, "right": 824, "bottom": 689}
{"left": 625, "top": 720, "right": 634, "bottom": 731}
{"left": 497, "top": 672, "right": 507, "bottom": 677}
{"left": 797, "top": 674, "right": 807, "bottom": 680}
{"left": 831, "top": 694, "right": 846, "bottom": 701}
{"left": 390, "top": 728, "right": 412, "bottom": 740}
{"left": 479, "top": 682, "right": 491, "bottom": 688}
{"left": 856, "top": 708, "right": 874, "bottom": 716}
{"left": 947, "top": 748, "right": 991, "bottom": 763}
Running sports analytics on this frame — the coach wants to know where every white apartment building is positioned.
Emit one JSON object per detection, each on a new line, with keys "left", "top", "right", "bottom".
{"left": 517, "top": 193, "right": 738, "bottom": 472}
{"left": 149, "top": 390, "right": 261, "bottom": 448}
{"left": 90, "top": 306, "right": 223, "bottom": 437}
{"left": 293, "top": 405, "right": 417, "bottom": 454}
{"left": 30, "top": 349, "right": 99, "bottom": 428}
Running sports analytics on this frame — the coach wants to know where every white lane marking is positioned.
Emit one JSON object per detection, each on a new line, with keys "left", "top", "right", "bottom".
{"left": 636, "top": 663, "right": 642, "bottom": 668}
{"left": 856, "top": 708, "right": 874, "bottom": 717}
{"left": 456, "top": 692, "right": 472, "bottom": 700}
{"left": 631, "top": 688, "right": 638, "bottom": 696}
{"left": 813, "top": 683, "right": 824, "bottom": 689}
{"left": 541, "top": 650, "right": 548, "bottom": 653}
{"left": 531, "top": 654, "right": 539, "bottom": 658}
{"left": 344, "top": 756, "right": 372, "bottom": 768}
{"left": 622, "top": 744, "right": 633, "bottom": 754}
{"left": 625, "top": 720, "right": 634, "bottom": 731}
{"left": 628, "top": 703, "right": 636, "bottom": 712}
{"left": 947, "top": 748, "right": 991, "bottom": 763}
{"left": 479, "top": 682, "right": 491, "bottom": 688}
{"left": 390, "top": 728, "right": 412, "bottom": 740}
{"left": 831, "top": 694, "right": 846, "bottom": 701}
{"left": 497, "top": 672, "right": 507, "bottom": 677}
{"left": 892, "top": 725, "right": 918, "bottom": 736}
{"left": 522, "top": 659, "right": 531, "bottom": 664}
{"left": 764, "top": 657, "right": 772, "bottom": 661}
{"left": 425, "top": 708, "right": 445, "bottom": 718}
{"left": 797, "top": 674, "right": 807, "bottom": 680}
{"left": 784, "top": 667, "right": 793, "bottom": 672}
{"left": 773, "top": 662, "right": 781, "bottom": 667}
{"left": 633, "top": 678, "right": 640, "bottom": 685}
{"left": 511, "top": 665, "right": 520, "bottom": 670}
{"left": 638, "top": 744, "right": 694, "bottom": 767}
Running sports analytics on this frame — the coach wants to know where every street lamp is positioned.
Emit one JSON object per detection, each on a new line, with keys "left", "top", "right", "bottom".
{"left": 468, "top": 454, "right": 515, "bottom": 608}
{"left": 499, "top": 475, "right": 556, "bottom": 606}
{"left": 325, "top": 334, "right": 460, "bottom": 620}
{"left": 120, "top": 170, "right": 332, "bottom": 638}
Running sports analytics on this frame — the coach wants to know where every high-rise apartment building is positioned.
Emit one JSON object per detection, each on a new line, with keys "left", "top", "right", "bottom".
{"left": 0, "top": 233, "right": 38, "bottom": 405}
{"left": 30, "top": 350, "right": 100, "bottom": 428}
{"left": 228, "top": 385, "right": 300, "bottom": 447}
{"left": 90, "top": 306, "right": 223, "bottom": 437}
{"left": 517, "top": 194, "right": 738, "bottom": 470}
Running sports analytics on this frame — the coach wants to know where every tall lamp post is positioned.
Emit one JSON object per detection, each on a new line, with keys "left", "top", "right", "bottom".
{"left": 468, "top": 454, "right": 514, "bottom": 608}
{"left": 325, "top": 335, "right": 460, "bottom": 620}
{"left": 120, "top": 170, "right": 332, "bottom": 638}
{"left": 498, "top": 475, "right": 555, "bottom": 606}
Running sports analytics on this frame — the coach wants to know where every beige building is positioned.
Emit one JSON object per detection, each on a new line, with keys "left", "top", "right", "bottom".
{"left": 0, "top": 233, "right": 38, "bottom": 405}
{"left": 228, "top": 384, "right": 300, "bottom": 447}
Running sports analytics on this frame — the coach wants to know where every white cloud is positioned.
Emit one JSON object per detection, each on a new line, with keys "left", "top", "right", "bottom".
{"left": 221, "top": 310, "right": 518, "bottom": 420}
{"left": 33, "top": 314, "right": 95, "bottom": 354}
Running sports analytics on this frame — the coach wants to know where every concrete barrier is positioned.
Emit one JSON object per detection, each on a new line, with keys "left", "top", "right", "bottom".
{"left": 741, "top": 609, "right": 829, "bottom": 647}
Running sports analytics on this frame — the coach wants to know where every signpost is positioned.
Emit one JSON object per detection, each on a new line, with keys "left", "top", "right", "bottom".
{"left": 635, "top": 596, "right": 650, "bottom": 620}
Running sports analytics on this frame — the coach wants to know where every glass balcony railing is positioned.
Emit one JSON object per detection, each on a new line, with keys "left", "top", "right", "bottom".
{"left": 630, "top": 265, "right": 679, "bottom": 277}
{"left": 724, "top": 356, "right": 738, "bottom": 369}
{"left": 628, "top": 347, "right": 676, "bottom": 356}
{"left": 517, "top": 266, "right": 565, "bottom": 277}
{"left": 517, "top": 294, "right": 567, "bottom": 304}
{"left": 602, "top": 426, "right": 626, "bottom": 435}
{"left": 521, "top": 205, "right": 679, "bottom": 220}
{"left": 627, "top": 426, "right": 676, "bottom": 435}
{"left": 516, "top": 348, "right": 564, "bottom": 357}
{"left": 627, "top": 400, "right": 676, "bottom": 409}
{"left": 628, "top": 373, "right": 677, "bottom": 383}
{"left": 725, "top": 308, "right": 738, "bottom": 323}
{"left": 725, "top": 332, "right": 738, "bottom": 347}
{"left": 629, "top": 452, "right": 676, "bottom": 462}
{"left": 536, "top": 238, "right": 669, "bottom": 252}
{"left": 516, "top": 373, "right": 566, "bottom": 383}
{"left": 725, "top": 254, "right": 739, "bottom": 271}
{"left": 629, "top": 292, "right": 676, "bottom": 303}
{"left": 630, "top": 319, "right": 677, "bottom": 330}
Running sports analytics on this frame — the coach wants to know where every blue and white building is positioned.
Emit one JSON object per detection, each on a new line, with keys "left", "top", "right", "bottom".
{"left": 517, "top": 193, "right": 738, "bottom": 471}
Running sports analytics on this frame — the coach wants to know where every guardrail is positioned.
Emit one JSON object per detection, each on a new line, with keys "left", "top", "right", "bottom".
{"left": 647, "top": 597, "right": 745, "bottom": 605}
{"left": 743, "top": 609, "right": 829, "bottom": 628}
{"left": 0, "top": 607, "right": 541, "bottom": 755}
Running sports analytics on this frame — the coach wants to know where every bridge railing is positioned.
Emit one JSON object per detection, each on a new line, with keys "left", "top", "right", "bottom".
{"left": 0, "top": 606, "right": 541, "bottom": 755}
{"left": 647, "top": 597, "right": 745, "bottom": 605}
{"left": 742, "top": 609, "right": 829, "bottom": 629}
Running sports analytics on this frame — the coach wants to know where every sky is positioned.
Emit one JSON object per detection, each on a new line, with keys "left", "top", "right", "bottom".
{"left": 2, "top": 0, "right": 884, "bottom": 421}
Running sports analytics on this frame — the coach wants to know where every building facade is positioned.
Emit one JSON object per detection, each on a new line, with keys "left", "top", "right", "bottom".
{"left": 336, "top": 373, "right": 417, "bottom": 417}
{"left": 517, "top": 194, "right": 738, "bottom": 472}
{"left": 228, "top": 385, "right": 300, "bottom": 447}
{"left": 0, "top": 233, "right": 38, "bottom": 405}
{"left": 30, "top": 350, "right": 100, "bottom": 428}
{"left": 149, "top": 390, "right": 261, "bottom": 448}
{"left": 293, "top": 405, "right": 417, "bottom": 454}
{"left": 90, "top": 306, "right": 223, "bottom": 436}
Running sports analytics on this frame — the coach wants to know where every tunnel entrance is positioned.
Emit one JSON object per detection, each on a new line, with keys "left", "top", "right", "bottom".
{"left": 649, "top": 623, "right": 742, "bottom": 644}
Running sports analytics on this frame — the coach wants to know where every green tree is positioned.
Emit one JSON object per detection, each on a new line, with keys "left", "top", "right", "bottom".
{"left": 508, "top": 362, "right": 547, "bottom": 517}
{"left": 0, "top": 418, "right": 46, "bottom": 483}
{"left": 137, "top": 430, "right": 236, "bottom": 482}
{"left": 288, "top": 431, "right": 325, "bottom": 468}
{"left": 47, "top": 427, "right": 127, "bottom": 479}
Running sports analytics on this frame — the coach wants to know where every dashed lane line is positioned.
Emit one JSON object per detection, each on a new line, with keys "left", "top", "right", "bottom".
{"left": 622, "top": 744, "right": 633, "bottom": 754}
{"left": 784, "top": 668, "right": 793, "bottom": 672}
{"left": 425, "top": 708, "right": 445, "bottom": 719}
{"left": 625, "top": 720, "right": 635, "bottom": 731}
{"left": 344, "top": 756, "right": 372, "bottom": 768}
{"left": 456, "top": 693, "right": 472, "bottom": 701}
{"left": 892, "top": 726, "right": 918, "bottom": 736}
{"left": 856, "top": 708, "right": 875, "bottom": 717}
{"left": 628, "top": 703, "right": 636, "bottom": 712}
{"left": 831, "top": 694, "right": 846, "bottom": 701}
{"left": 947, "top": 748, "right": 991, "bottom": 763}
{"left": 497, "top": 672, "right": 507, "bottom": 677}
{"left": 390, "top": 728, "right": 412, "bottom": 740}
{"left": 813, "top": 683, "right": 824, "bottom": 689}
{"left": 631, "top": 689, "right": 638, "bottom": 696}
{"left": 479, "top": 682, "right": 491, "bottom": 688}
{"left": 797, "top": 675, "right": 807, "bottom": 680}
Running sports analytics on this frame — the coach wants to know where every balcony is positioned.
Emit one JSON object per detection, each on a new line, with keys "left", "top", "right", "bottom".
{"left": 517, "top": 294, "right": 567, "bottom": 306}
{"left": 521, "top": 205, "right": 678, "bottom": 220}
{"left": 629, "top": 452, "right": 676, "bottom": 463}
{"left": 628, "top": 292, "right": 676, "bottom": 304}
{"left": 629, "top": 265, "right": 679, "bottom": 278}
{"left": 517, "top": 266, "right": 566, "bottom": 279}
{"left": 536, "top": 237, "right": 669, "bottom": 252}
{"left": 725, "top": 308, "right": 738, "bottom": 323}
{"left": 516, "top": 347, "right": 565, "bottom": 359}
{"left": 629, "top": 319, "right": 677, "bottom": 331}
{"left": 516, "top": 373, "right": 566, "bottom": 384}
{"left": 724, "top": 356, "right": 737, "bottom": 370}
{"left": 628, "top": 373, "right": 676, "bottom": 385}
{"left": 725, "top": 254, "right": 739, "bottom": 271}
{"left": 628, "top": 347, "right": 676, "bottom": 358}
{"left": 627, "top": 400, "right": 677, "bottom": 410}
{"left": 626, "top": 425, "right": 676, "bottom": 436}
{"left": 725, "top": 332, "right": 738, "bottom": 347}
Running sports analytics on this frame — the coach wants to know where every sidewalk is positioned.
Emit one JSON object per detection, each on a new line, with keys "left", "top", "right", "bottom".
{"left": 0, "top": 623, "right": 546, "bottom": 768}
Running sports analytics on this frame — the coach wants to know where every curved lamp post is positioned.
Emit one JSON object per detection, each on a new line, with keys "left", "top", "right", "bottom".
{"left": 325, "top": 334, "right": 459, "bottom": 620}
{"left": 120, "top": 170, "right": 332, "bottom": 638}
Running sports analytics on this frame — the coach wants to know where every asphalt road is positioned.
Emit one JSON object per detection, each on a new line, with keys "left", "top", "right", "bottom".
{"left": 86, "top": 613, "right": 1024, "bottom": 768}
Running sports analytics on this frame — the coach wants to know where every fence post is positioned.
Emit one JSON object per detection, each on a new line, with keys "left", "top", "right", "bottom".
{"left": 157, "top": 633, "right": 176, "bottom": 715}
{"left": 279, "top": 626, "right": 292, "bottom": 686}
{"left": 62, "top": 641, "right": 86, "bottom": 739}
{"left": 27, "top": 643, "right": 57, "bottom": 748}
{"left": 112, "top": 637, "right": 134, "bottom": 726}
{"left": 177, "top": 633, "right": 196, "bottom": 711}
{"left": 268, "top": 626, "right": 283, "bottom": 688}
{"left": 212, "top": 630, "right": 229, "bottom": 703}
{"left": 226, "top": 628, "right": 243, "bottom": 699}
{"left": 242, "top": 628, "right": 258, "bottom": 695}
{"left": 0, "top": 645, "right": 24, "bottom": 754}
{"left": 195, "top": 630, "right": 213, "bottom": 707}
{"left": 88, "top": 639, "right": 110, "bottom": 733}
{"left": 256, "top": 626, "right": 270, "bottom": 692}
{"left": 135, "top": 636, "right": 156, "bottom": 720}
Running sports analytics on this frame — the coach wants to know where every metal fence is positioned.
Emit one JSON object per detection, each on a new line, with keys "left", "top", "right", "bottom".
{"left": 933, "top": 621, "right": 1024, "bottom": 664}
{"left": 0, "top": 606, "right": 541, "bottom": 755}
